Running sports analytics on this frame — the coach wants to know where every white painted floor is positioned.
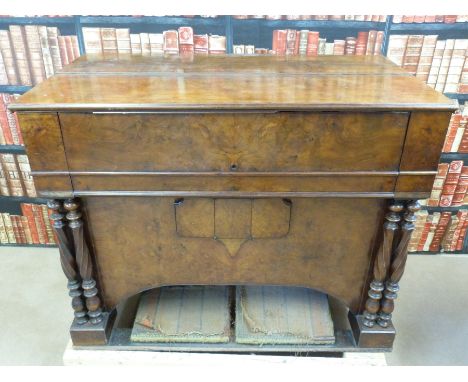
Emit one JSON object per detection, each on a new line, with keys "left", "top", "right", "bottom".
{"left": 0, "top": 247, "right": 467, "bottom": 365}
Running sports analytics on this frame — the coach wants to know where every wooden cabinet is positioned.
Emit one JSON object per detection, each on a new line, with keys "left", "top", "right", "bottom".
{"left": 11, "top": 54, "right": 456, "bottom": 351}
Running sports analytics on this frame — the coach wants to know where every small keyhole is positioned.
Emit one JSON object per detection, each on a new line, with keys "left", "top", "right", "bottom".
{"left": 230, "top": 164, "right": 238, "bottom": 171}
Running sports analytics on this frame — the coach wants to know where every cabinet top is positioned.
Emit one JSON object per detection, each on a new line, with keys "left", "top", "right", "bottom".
{"left": 10, "top": 54, "right": 457, "bottom": 112}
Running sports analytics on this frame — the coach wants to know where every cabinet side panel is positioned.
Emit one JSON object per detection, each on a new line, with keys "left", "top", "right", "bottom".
{"left": 17, "top": 112, "right": 73, "bottom": 196}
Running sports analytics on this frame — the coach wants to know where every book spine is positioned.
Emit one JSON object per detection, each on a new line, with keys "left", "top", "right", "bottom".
{"left": 452, "top": 114, "right": 466, "bottom": 152}
{"left": 443, "top": 113, "right": 460, "bottom": 152}
{"left": 298, "top": 30, "right": 308, "bottom": 56}
{"left": 333, "top": 40, "right": 345, "bottom": 55}
{"left": 21, "top": 203, "right": 39, "bottom": 244}
{"left": 24, "top": 25, "right": 46, "bottom": 85}
{"left": 373, "top": 31, "right": 384, "bottom": 55}
{"left": 71, "top": 36, "right": 80, "bottom": 58}
{"left": 444, "top": 39, "right": 468, "bottom": 93}
{"left": 46, "top": 27, "right": 62, "bottom": 72}
{"left": 439, "top": 160, "right": 464, "bottom": 207}
{"left": 0, "top": 30, "right": 19, "bottom": 84}
{"left": 402, "top": 34, "right": 424, "bottom": 75}
{"left": 9, "top": 25, "right": 32, "bottom": 86}
{"left": 2, "top": 213, "right": 16, "bottom": 243}
{"left": 82, "top": 27, "right": 103, "bottom": 54}
{"left": 285, "top": 29, "right": 297, "bottom": 56}
{"left": 365, "top": 30, "right": 377, "bottom": 56}
{"left": 10, "top": 215, "right": 22, "bottom": 243}
{"left": 415, "top": 35, "right": 437, "bottom": 82}
{"left": 451, "top": 166, "right": 468, "bottom": 207}
{"left": 427, "top": 40, "right": 446, "bottom": 88}
{"left": 408, "top": 210, "right": 429, "bottom": 252}
{"left": 429, "top": 211, "right": 451, "bottom": 252}
{"left": 37, "top": 25, "right": 54, "bottom": 79}
{"left": 0, "top": 213, "right": 8, "bottom": 243}
{"left": 41, "top": 204, "right": 55, "bottom": 244}
{"left": 64, "top": 36, "right": 75, "bottom": 62}
{"left": 435, "top": 39, "right": 455, "bottom": 92}
{"left": 100, "top": 28, "right": 118, "bottom": 54}
{"left": 441, "top": 215, "right": 459, "bottom": 251}
{"left": 57, "top": 36, "right": 69, "bottom": 66}
{"left": 355, "top": 31, "right": 369, "bottom": 56}
{"left": 1, "top": 153, "right": 24, "bottom": 196}
{"left": 0, "top": 95, "right": 14, "bottom": 145}
{"left": 306, "top": 31, "right": 319, "bottom": 56}
{"left": 140, "top": 33, "right": 151, "bottom": 55}
{"left": 423, "top": 213, "right": 440, "bottom": 251}
{"left": 0, "top": 50, "right": 8, "bottom": 85}
{"left": 31, "top": 204, "right": 47, "bottom": 244}
{"left": 0, "top": 165, "right": 9, "bottom": 196}
{"left": 387, "top": 35, "right": 408, "bottom": 66}
{"left": 16, "top": 154, "right": 36, "bottom": 197}
{"left": 116, "top": 28, "right": 131, "bottom": 54}
{"left": 20, "top": 215, "right": 33, "bottom": 244}
{"left": 427, "top": 163, "right": 449, "bottom": 206}
{"left": 456, "top": 219, "right": 468, "bottom": 251}
{"left": 450, "top": 211, "right": 468, "bottom": 251}
{"left": 2, "top": 94, "right": 23, "bottom": 145}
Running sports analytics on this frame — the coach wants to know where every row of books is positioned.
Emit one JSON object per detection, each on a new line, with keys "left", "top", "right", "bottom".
{"left": 0, "top": 203, "right": 56, "bottom": 245}
{"left": 233, "top": 45, "right": 269, "bottom": 55}
{"left": 387, "top": 35, "right": 468, "bottom": 93}
{"left": 409, "top": 209, "right": 468, "bottom": 253}
{"left": 271, "top": 30, "right": 383, "bottom": 56}
{"left": 393, "top": 15, "right": 468, "bottom": 23}
{"left": 0, "top": 93, "right": 23, "bottom": 146}
{"left": 443, "top": 103, "right": 468, "bottom": 153}
{"left": 232, "top": 15, "right": 387, "bottom": 22}
{"left": 428, "top": 161, "right": 468, "bottom": 207}
{"left": 0, "top": 25, "right": 80, "bottom": 86}
{"left": 0, "top": 153, "right": 36, "bottom": 197}
{"left": 83, "top": 27, "right": 226, "bottom": 55}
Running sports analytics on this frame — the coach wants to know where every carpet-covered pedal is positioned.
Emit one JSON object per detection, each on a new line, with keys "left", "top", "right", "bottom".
{"left": 131, "top": 286, "right": 231, "bottom": 343}
{"left": 235, "top": 286, "right": 335, "bottom": 345}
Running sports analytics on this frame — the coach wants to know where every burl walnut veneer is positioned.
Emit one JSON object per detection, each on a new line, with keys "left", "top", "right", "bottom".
{"left": 10, "top": 54, "right": 457, "bottom": 350}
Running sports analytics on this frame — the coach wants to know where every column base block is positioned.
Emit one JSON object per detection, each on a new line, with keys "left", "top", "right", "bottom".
{"left": 348, "top": 312, "right": 395, "bottom": 349}
{"left": 70, "top": 311, "right": 115, "bottom": 346}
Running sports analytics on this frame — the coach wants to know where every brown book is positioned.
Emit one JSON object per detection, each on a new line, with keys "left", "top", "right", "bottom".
{"left": 402, "top": 35, "right": 424, "bottom": 75}
{"left": 37, "top": 26, "right": 54, "bottom": 78}
{"left": 178, "top": 27, "right": 194, "bottom": 54}
{"left": 444, "top": 39, "right": 468, "bottom": 93}
{"left": 2, "top": 213, "right": 16, "bottom": 243}
{"left": 208, "top": 35, "right": 226, "bottom": 55}
{"left": 439, "top": 160, "right": 464, "bottom": 207}
{"left": 443, "top": 112, "right": 461, "bottom": 152}
{"left": 444, "top": 16, "right": 457, "bottom": 24}
{"left": 0, "top": 95, "right": 14, "bottom": 145}
{"left": 273, "top": 30, "right": 287, "bottom": 56}
{"left": 1, "top": 94, "right": 23, "bottom": 145}
{"left": 450, "top": 210, "right": 468, "bottom": 251}
{"left": 0, "top": 213, "right": 8, "bottom": 244}
{"left": 408, "top": 210, "right": 429, "bottom": 252}
{"left": 402, "top": 15, "right": 415, "bottom": 23}
{"left": 1, "top": 153, "right": 24, "bottom": 196}
{"left": 452, "top": 166, "right": 468, "bottom": 206}
{"left": 435, "top": 15, "right": 445, "bottom": 23}
{"left": 456, "top": 217, "right": 468, "bottom": 251}
{"left": 0, "top": 165, "right": 9, "bottom": 196}
{"left": 355, "top": 31, "right": 368, "bottom": 55}
{"left": 16, "top": 154, "right": 36, "bottom": 197}
{"left": 417, "top": 213, "right": 435, "bottom": 251}
{"left": 163, "top": 30, "right": 179, "bottom": 55}
{"left": 46, "top": 27, "right": 62, "bottom": 72}
{"left": 424, "top": 16, "right": 436, "bottom": 23}
{"left": 82, "top": 27, "right": 102, "bottom": 54}
{"left": 344, "top": 37, "right": 356, "bottom": 55}
{"left": 20, "top": 216, "right": 33, "bottom": 244}
{"left": 21, "top": 203, "right": 39, "bottom": 244}
{"left": 193, "top": 34, "right": 208, "bottom": 55}
{"left": 40, "top": 204, "right": 55, "bottom": 244}
{"left": 333, "top": 40, "right": 345, "bottom": 55}
{"left": 387, "top": 35, "right": 408, "bottom": 67}
{"left": 9, "top": 25, "right": 32, "bottom": 85}
{"left": 57, "top": 36, "right": 69, "bottom": 66}
{"left": 365, "top": 30, "right": 377, "bottom": 56}
{"left": 116, "top": 28, "right": 131, "bottom": 53}
{"left": 428, "top": 163, "right": 449, "bottom": 206}
{"left": 15, "top": 215, "right": 27, "bottom": 244}
{"left": 10, "top": 215, "right": 22, "bottom": 243}
{"left": 415, "top": 35, "right": 437, "bottom": 82}
{"left": 413, "top": 16, "right": 425, "bottom": 23}
{"left": 373, "top": 31, "right": 384, "bottom": 55}
{"left": 306, "top": 31, "right": 319, "bottom": 56}
{"left": 31, "top": 204, "right": 47, "bottom": 244}
{"left": 457, "top": 116, "right": 468, "bottom": 153}
{"left": 0, "top": 30, "right": 19, "bottom": 84}
{"left": 435, "top": 39, "right": 455, "bottom": 92}
{"left": 441, "top": 215, "right": 459, "bottom": 251}
{"left": 71, "top": 36, "right": 80, "bottom": 59}
{"left": 64, "top": 36, "right": 75, "bottom": 62}
{"left": 459, "top": 56, "right": 468, "bottom": 93}
{"left": 429, "top": 211, "right": 451, "bottom": 251}
{"left": 24, "top": 25, "right": 46, "bottom": 85}
{"left": 100, "top": 28, "right": 118, "bottom": 54}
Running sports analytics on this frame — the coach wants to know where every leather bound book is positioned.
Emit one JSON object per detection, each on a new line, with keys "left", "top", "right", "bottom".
{"left": 20, "top": 215, "right": 33, "bottom": 244}
{"left": 413, "top": 16, "right": 425, "bottom": 23}
{"left": 306, "top": 32, "right": 319, "bottom": 56}
{"left": 37, "top": 26, "right": 54, "bottom": 78}
{"left": 402, "top": 15, "right": 415, "bottom": 23}
{"left": 245, "top": 46, "right": 255, "bottom": 55}
{"left": 1, "top": 153, "right": 24, "bottom": 196}
{"left": 149, "top": 34, "right": 164, "bottom": 54}
{"left": 365, "top": 30, "right": 377, "bottom": 56}
{"left": 402, "top": 35, "right": 424, "bottom": 75}
{"left": 444, "top": 16, "right": 457, "bottom": 24}
{"left": 178, "top": 27, "right": 194, "bottom": 55}
{"left": 452, "top": 112, "right": 467, "bottom": 153}
{"left": 0, "top": 95, "right": 14, "bottom": 145}
{"left": 459, "top": 56, "right": 468, "bottom": 93}
{"left": 57, "top": 36, "right": 69, "bottom": 66}
{"left": 393, "top": 15, "right": 403, "bottom": 23}
{"left": 429, "top": 211, "right": 451, "bottom": 252}
{"left": 0, "top": 166, "right": 9, "bottom": 196}
{"left": 2, "top": 94, "right": 23, "bottom": 145}
{"left": 10, "top": 215, "right": 22, "bottom": 244}
{"left": 439, "top": 160, "right": 464, "bottom": 207}
{"left": 46, "top": 27, "right": 62, "bottom": 72}
{"left": 0, "top": 30, "right": 19, "bottom": 84}
{"left": 318, "top": 38, "right": 326, "bottom": 55}
{"left": 100, "top": 28, "right": 118, "bottom": 54}
{"left": 41, "top": 204, "right": 55, "bottom": 244}
{"left": 208, "top": 35, "right": 226, "bottom": 55}
{"left": 344, "top": 37, "right": 356, "bottom": 55}
{"left": 193, "top": 34, "right": 208, "bottom": 55}
{"left": 387, "top": 35, "right": 408, "bottom": 66}
{"left": 0, "top": 47, "right": 9, "bottom": 85}
{"left": 139, "top": 33, "right": 151, "bottom": 56}
{"left": 16, "top": 154, "right": 36, "bottom": 197}
{"left": 444, "top": 39, "right": 468, "bottom": 93}
{"left": 435, "top": 15, "right": 445, "bottom": 23}
{"left": 456, "top": 218, "right": 468, "bottom": 251}
{"left": 31, "top": 204, "right": 47, "bottom": 244}
{"left": 415, "top": 35, "right": 438, "bottom": 82}
{"left": 427, "top": 163, "right": 449, "bottom": 206}
{"left": 285, "top": 29, "right": 297, "bottom": 56}
{"left": 408, "top": 210, "right": 428, "bottom": 252}
{"left": 20, "top": 203, "right": 39, "bottom": 244}
{"left": 298, "top": 30, "right": 308, "bottom": 56}
{"left": 82, "top": 27, "right": 103, "bottom": 54}
{"left": 425, "top": 16, "right": 436, "bottom": 23}
{"left": 456, "top": 116, "right": 468, "bottom": 153}
{"left": 64, "top": 36, "right": 75, "bottom": 62}
{"left": 9, "top": 25, "right": 32, "bottom": 85}
{"left": 233, "top": 45, "right": 245, "bottom": 55}
{"left": 294, "top": 30, "right": 301, "bottom": 55}
{"left": 163, "top": 30, "right": 179, "bottom": 55}
{"left": 373, "top": 31, "right": 384, "bottom": 55}
{"left": 441, "top": 215, "right": 459, "bottom": 251}
{"left": 442, "top": 112, "right": 461, "bottom": 152}
{"left": 275, "top": 30, "right": 287, "bottom": 56}
{"left": 355, "top": 32, "right": 368, "bottom": 56}
{"left": 422, "top": 213, "right": 440, "bottom": 251}
{"left": 2, "top": 213, "right": 16, "bottom": 244}
{"left": 71, "top": 36, "right": 80, "bottom": 59}
{"left": 435, "top": 39, "right": 455, "bottom": 92}
{"left": 130, "top": 34, "right": 142, "bottom": 54}
{"left": 451, "top": 166, "right": 468, "bottom": 207}
{"left": 450, "top": 211, "right": 468, "bottom": 251}
{"left": 116, "top": 29, "right": 131, "bottom": 54}
{"left": 0, "top": 214, "right": 8, "bottom": 244}
{"left": 333, "top": 40, "right": 345, "bottom": 55}
{"left": 427, "top": 40, "right": 446, "bottom": 88}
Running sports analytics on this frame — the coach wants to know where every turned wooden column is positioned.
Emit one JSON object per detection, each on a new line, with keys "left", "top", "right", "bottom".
{"left": 47, "top": 199, "right": 87, "bottom": 324}
{"left": 64, "top": 198, "right": 104, "bottom": 325}
{"left": 377, "top": 200, "right": 421, "bottom": 327}
{"left": 362, "top": 201, "right": 403, "bottom": 327}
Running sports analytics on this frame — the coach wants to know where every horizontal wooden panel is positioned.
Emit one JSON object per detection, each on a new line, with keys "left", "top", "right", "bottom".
{"left": 59, "top": 112, "right": 408, "bottom": 172}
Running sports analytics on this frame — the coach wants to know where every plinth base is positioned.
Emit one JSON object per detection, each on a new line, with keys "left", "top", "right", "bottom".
{"left": 70, "top": 311, "right": 116, "bottom": 346}
{"left": 348, "top": 313, "right": 395, "bottom": 349}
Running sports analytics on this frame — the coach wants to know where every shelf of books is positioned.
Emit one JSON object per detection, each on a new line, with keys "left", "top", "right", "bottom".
{"left": 0, "top": 14, "right": 467, "bottom": 251}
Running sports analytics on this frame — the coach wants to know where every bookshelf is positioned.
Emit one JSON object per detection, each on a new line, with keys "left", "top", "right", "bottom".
{"left": 0, "top": 14, "right": 467, "bottom": 251}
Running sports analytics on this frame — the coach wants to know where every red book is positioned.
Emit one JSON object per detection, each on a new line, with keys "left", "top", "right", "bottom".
{"left": 31, "top": 204, "right": 47, "bottom": 244}
{"left": 429, "top": 211, "right": 451, "bottom": 252}
{"left": 428, "top": 163, "right": 449, "bottom": 206}
{"left": 452, "top": 166, "right": 468, "bottom": 207}
{"left": 424, "top": 16, "right": 436, "bottom": 23}
{"left": 373, "top": 31, "right": 384, "bottom": 55}
{"left": 193, "top": 34, "right": 208, "bottom": 54}
{"left": 456, "top": 219, "right": 468, "bottom": 251}
{"left": 0, "top": 96, "right": 13, "bottom": 145}
{"left": 413, "top": 16, "right": 425, "bottom": 23}
{"left": 57, "top": 36, "right": 69, "bottom": 66}
{"left": 276, "top": 30, "right": 287, "bottom": 55}
{"left": 443, "top": 113, "right": 462, "bottom": 152}
{"left": 306, "top": 31, "right": 319, "bottom": 56}
{"left": 2, "top": 94, "right": 24, "bottom": 145}
{"left": 439, "top": 161, "right": 464, "bottom": 207}
{"left": 456, "top": 115, "right": 468, "bottom": 153}
{"left": 444, "top": 16, "right": 457, "bottom": 24}
{"left": 163, "top": 30, "right": 179, "bottom": 54}
{"left": 10, "top": 215, "right": 22, "bottom": 243}
{"left": 450, "top": 211, "right": 468, "bottom": 251}
{"left": 435, "top": 16, "right": 445, "bottom": 23}
{"left": 178, "top": 26, "right": 194, "bottom": 54}
{"left": 21, "top": 203, "right": 39, "bottom": 244}
{"left": 402, "top": 15, "right": 415, "bottom": 23}
{"left": 355, "top": 31, "right": 369, "bottom": 55}
{"left": 417, "top": 215, "right": 433, "bottom": 251}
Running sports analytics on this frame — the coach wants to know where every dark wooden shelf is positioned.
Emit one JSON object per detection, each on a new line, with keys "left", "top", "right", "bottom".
{"left": 445, "top": 93, "right": 468, "bottom": 102}
{"left": 440, "top": 152, "right": 468, "bottom": 162}
{"left": 410, "top": 251, "right": 466, "bottom": 255}
{"left": 0, "top": 195, "right": 48, "bottom": 204}
{"left": 420, "top": 205, "right": 468, "bottom": 212}
{"left": 0, "top": 85, "right": 32, "bottom": 94}
{"left": 232, "top": 19, "right": 386, "bottom": 30}
{"left": 390, "top": 22, "right": 468, "bottom": 32}
{"left": 79, "top": 16, "right": 226, "bottom": 26}
{"left": 0, "top": 243, "right": 57, "bottom": 248}
{"left": 0, "top": 145, "right": 25, "bottom": 154}
{"left": 0, "top": 16, "right": 75, "bottom": 25}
